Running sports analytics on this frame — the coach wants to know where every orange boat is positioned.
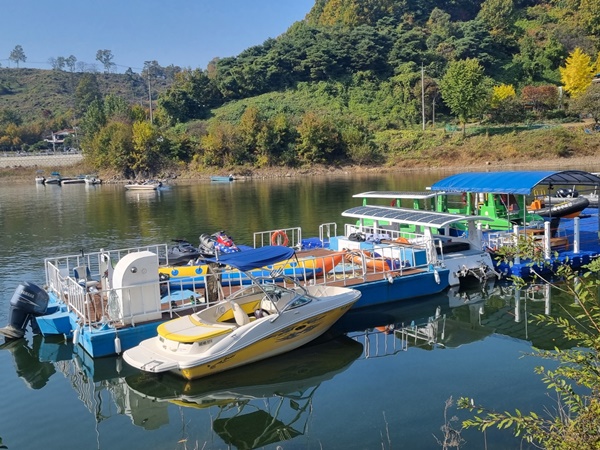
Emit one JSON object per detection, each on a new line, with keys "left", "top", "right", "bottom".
{"left": 300, "top": 252, "right": 345, "bottom": 274}
{"left": 345, "top": 250, "right": 391, "bottom": 272}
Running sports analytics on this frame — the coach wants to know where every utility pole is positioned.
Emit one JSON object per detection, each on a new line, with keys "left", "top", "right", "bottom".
{"left": 421, "top": 63, "right": 426, "bottom": 131}
{"left": 145, "top": 62, "right": 153, "bottom": 124}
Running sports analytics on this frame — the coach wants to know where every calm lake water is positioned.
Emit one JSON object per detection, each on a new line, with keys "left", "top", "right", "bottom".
{"left": 0, "top": 170, "right": 595, "bottom": 449}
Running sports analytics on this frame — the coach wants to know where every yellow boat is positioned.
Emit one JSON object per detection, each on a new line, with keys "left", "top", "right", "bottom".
{"left": 124, "top": 247, "right": 361, "bottom": 380}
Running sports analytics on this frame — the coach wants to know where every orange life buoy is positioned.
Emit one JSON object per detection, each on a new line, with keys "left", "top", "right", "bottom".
{"left": 271, "top": 230, "right": 289, "bottom": 246}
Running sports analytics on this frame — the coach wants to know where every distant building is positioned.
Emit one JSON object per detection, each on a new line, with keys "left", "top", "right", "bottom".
{"left": 44, "top": 129, "right": 74, "bottom": 146}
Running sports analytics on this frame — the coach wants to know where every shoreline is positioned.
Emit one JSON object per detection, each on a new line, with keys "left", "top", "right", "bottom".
{"left": 1, "top": 155, "right": 600, "bottom": 185}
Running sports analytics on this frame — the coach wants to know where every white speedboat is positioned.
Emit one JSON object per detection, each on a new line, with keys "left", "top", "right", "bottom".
{"left": 123, "top": 246, "right": 361, "bottom": 380}
{"left": 84, "top": 175, "right": 102, "bottom": 185}
{"left": 124, "top": 180, "right": 162, "bottom": 190}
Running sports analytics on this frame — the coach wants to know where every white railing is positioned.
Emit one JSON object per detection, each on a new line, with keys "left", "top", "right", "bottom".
{"left": 253, "top": 227, "right": 302, "bottom": 248}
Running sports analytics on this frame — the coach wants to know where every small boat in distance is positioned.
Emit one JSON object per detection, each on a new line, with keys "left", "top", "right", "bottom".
{"left": 84, "top": 175, "right": 102, "bottom": 185}
{"left": 35, "top": 170, "right": 45, "bottom": 184}
{"left": 44, "top": 171, "right": 62, "bottom": 185}
{"left": 123, "top": 246, "right": 361, "bottom": 380}
{"left": 210, "top": 174, "right": 234, "bottom": 182}
{"left": 124, "top": 180, "right": 162, "bottom": 190}
{"left": 61, "top": 175, "right": 86, "bottom": 185}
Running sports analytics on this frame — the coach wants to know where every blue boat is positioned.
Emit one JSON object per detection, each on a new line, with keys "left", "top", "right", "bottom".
{"left": 0, "top": 245, "right": 296, "bottom": 358}
{"left": 210, "top": 175, "right": 234, "bottom": 182}
{"left": 429, "top": 170, "right": 600, "bottom": 278}
{"left": 167, "top": 265, "right": 318, "bottom": 290}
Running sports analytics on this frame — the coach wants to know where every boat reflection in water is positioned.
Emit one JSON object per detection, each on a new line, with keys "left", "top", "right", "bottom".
{"left": 334, "top": 276, "right": 578, "bottom": 359}
{"left": 125, "top": 335, "right": 363, "bottom": 447}
{"left": 2, "top": 331, "right": 362, "bottom": 447}
{"left": 1, "top": 277, "right": 579, "bottom": 448}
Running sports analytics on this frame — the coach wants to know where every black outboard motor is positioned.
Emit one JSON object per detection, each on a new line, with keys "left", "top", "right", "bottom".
{"left": 0, "top": 282, "right": 49, "bottom": 339}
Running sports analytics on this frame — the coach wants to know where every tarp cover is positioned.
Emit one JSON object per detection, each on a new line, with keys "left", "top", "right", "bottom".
{"left": 429, "top": 170, "right": 600, "bottom": 195}
{"left": 201, "top": 245, "right": 295, "bottom": 271}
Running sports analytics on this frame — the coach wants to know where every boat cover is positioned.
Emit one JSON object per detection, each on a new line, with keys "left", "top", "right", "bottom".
{"left": 353, "top": 191, "right": 438, "bottom": 199}
{"left": 342, "top": 205, "right": 491, "bottom": 228}
{"left": 201, "top": 245, "right": 295, "bottom": 271}
{"left": 429, "top": 171, "right": 600, "bottom": 195}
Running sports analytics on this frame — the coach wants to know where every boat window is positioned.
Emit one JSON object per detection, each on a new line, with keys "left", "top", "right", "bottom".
{"left": 285, "top": 295, "right": 312, "bottom": 310}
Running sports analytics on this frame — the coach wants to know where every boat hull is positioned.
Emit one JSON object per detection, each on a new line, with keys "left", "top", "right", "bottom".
{"left": 124, "top": 293, "right": 359, "bottom": 380}
{"left": 350, "top": 268, "right": 449, "bottom": 309}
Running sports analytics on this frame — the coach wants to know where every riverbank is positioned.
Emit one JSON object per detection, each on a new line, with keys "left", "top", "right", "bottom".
{"left": 2, "top": 155, "right": 600, "bottom": 185}
{"left": 1, "top": 123, "right": 600, "bottom": 183}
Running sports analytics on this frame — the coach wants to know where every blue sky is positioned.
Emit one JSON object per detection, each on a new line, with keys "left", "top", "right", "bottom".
{"left": 1, "top": 0, "right": 314, "bottom": 72}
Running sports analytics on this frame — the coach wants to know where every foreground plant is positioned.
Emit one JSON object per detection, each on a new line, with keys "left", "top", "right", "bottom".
{"left": 458, "top": 258, "right": 600, "bottom": 448}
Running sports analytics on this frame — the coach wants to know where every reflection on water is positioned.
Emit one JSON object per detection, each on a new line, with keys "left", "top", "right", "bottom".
{"left": 0, "top": 276, "right": 575, "bottom": 448}
{"left": 0, "top": 175, "right": 590, "bottom": 449}
{"left": 2, "top": 332, "right": 362, "bottom": 449}
{"left": 332, "top": 277, "right": 577, "bottom": 362}
{"left": 127, "top": 336, "right": 362, "bottom": 448}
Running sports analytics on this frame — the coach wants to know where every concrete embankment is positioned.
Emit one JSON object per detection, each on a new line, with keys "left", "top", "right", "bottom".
{"left": 0, "top": 154, "right": 83, "bottom": 168}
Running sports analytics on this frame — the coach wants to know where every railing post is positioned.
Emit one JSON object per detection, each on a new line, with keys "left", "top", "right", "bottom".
{"left": 544, "top": 220, "right": 551, "bottom": 260}
{"left": 573, "top": 216, "right": 580, "bottom": 254}
{"left": 513, "top": 225, "right": 520, "bottom": 265}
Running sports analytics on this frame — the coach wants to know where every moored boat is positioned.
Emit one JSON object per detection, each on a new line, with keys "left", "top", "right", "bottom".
{"left": 44, "top": 171, "right": 62, "bottom": 185}
{"left": 158, "top": 239, "right": 201, "bottom": 265}
{"left": 123, "top": 247, "right": 361, "bottom": 380}
{"left": 84, "top": 175, "right": 102, "bottom": 185}
{"left": 35, "top": 170, "right": 45, "bottom": 184}
{"left": 124, "top": 180, "right": 162, "bottom": 190}
{"left": 528, "top": 196, "right": 589, "bottom": 218}
{"left": 429, "top": 170, "right": 600, "bottom": 278}
{"left": 210, "top": 174, "right": 234, "bottom": 182}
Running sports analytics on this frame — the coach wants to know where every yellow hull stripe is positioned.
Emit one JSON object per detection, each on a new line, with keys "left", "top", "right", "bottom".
{"left": 179, "top": 304, "right": 352, "bottom": 380}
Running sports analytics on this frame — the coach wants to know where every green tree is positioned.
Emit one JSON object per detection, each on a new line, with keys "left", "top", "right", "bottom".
{"left": 89, "top": 122, "right": 133, "bottom": 175}
{"left": 75, "top": 74, "right": 102, "bottom": 116}
{"left": 131, "top": 121, "right": 162, "bottom": 177}
{"left": 9, "top": 45, "right": 26, "bottom": 68}
{"left": 96, "top": 49, "right": 115, "bottom": 73}
{"left": 560, "top": 47, "right": 594, "bottom": 98}
{"left": 476, "top": 0, "right": 515, "bottom": 41}
{"left": 440, "top": 58, "right": 490, "bottom": 136}
{"left": 570, "top": 82, "right": 600, "bottom": 123}
{"left": 296, "top": 111, "right": 342, "bottom": 163}
{"left": 579, "top": 0, "right": 600, "bottom": 36}
{"left": 65, "top": 55, "right": 77, "bottom": 72}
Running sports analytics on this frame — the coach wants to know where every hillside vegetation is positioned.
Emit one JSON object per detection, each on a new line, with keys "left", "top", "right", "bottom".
{"left": 2, "top": 0, "right": 600, "bottom": 178}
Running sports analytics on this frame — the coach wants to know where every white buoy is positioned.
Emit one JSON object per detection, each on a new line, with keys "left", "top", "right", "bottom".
{"left": 114, "top": 336, "right": 122, "bottom": 354}
{"left": 434, "top": 269, "right": 441, "bottom": 284}
{"left": 72, "top": 327, "right": 80, "bottom": 345}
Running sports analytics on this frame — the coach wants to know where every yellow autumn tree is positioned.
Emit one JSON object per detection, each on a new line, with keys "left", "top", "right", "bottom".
{"left": 491, "top": 84, "right": 516, "bottom": 108}
{"left": 559, "top": 47, "right": 594, "bottom": 98}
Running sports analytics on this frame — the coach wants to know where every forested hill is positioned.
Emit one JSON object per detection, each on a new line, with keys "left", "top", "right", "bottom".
{"left": 2, "top": 0, "right": 600, "bottom": 176}
{"left": 158, "top": 0, "right": 599, "bottom": 122}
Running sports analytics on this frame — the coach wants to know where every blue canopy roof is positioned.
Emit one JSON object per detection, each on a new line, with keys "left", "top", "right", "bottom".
{"left": 201, "top": 246, "right": 295, "bottom": 272}
{"left": 429, "top": 171, "right": 600, "bottom": 195}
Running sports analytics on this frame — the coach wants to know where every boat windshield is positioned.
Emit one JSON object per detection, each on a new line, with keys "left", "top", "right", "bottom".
{"left": 283, "top": 295, "right": 312, "bottom": 311}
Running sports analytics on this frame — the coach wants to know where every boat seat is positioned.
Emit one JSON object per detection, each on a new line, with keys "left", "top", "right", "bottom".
{"left": 260, "top": 296, "right": 278, "bottom": 314}
{"left": 73, "top": 265, "right": 98, "bottom": 288}
{"left": 230, "top": 301, "right": 250, "bottom": 326}
{"left": 157, "top": 315, "right": 235, "bottom": 343}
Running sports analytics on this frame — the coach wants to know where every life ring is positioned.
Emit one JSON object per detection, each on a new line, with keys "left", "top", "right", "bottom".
{"left": 271, "top": 230, "right": 289, "bottom": 246}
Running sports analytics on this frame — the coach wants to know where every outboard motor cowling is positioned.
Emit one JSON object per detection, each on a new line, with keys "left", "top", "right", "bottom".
{"left": 0, "top": 282, "right": 49, "bottom": 339}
